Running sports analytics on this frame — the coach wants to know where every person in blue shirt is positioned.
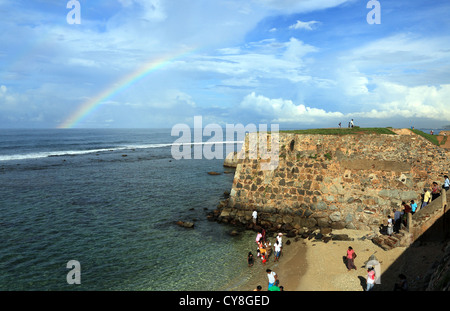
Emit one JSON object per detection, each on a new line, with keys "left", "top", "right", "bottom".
{"left": 410, "top": 200, "right": 417, "bottom": 214}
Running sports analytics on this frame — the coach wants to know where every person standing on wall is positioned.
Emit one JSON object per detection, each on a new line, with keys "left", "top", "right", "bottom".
{"left": 443, "top": 175, "right": 450, "bottom": 191}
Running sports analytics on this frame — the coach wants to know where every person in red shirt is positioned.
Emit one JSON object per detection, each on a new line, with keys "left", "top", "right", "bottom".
{"left": 346, "top": 246, "right": 357, "bottom": 271}
{"left": 431, "top": 182, "right": 441, "bottom": 201}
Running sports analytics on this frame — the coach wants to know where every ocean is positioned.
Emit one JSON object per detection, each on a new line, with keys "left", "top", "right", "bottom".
{"left": 0, "top": 128, "right": 257, "bottom": 291}
{"left": 0, "top": 127, "right": 445, "bottom": 291}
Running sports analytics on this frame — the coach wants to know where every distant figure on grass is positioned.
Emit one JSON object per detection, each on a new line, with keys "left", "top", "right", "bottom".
{"left": 350, "top": 119, "right": 354, "bottom": 128}
{"left": 266, "top": 269, "right": 277, "bottom": 290}
{"left": 346, "top": 246, "right": 357, "bottom": 271}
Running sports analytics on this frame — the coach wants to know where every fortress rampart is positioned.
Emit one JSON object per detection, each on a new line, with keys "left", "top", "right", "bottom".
{"left": 219, "top": 131, "right": 449, "bottom": 234}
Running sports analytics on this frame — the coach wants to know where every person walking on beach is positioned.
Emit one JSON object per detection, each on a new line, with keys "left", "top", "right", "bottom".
{"left": 276, "top": 233, "right": 283, "bottom": 256}
{"left": 346, "top": 246, "right": 357, "bottom": 271}
{"left": 274, "top": 240, "right": 281, "bottom": 262}
{"left": 366, "top": 267, "right": 376, "bottom": 291}
{"left": 266, "top": 269, "right": 277, "bottom": 290}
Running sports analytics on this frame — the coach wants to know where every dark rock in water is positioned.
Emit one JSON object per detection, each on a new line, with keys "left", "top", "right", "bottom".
{"left": 207, "top": 171, "right": 221, "bottom": 175}
{"left": 176, "top": 221, "right": 195, "bottom": 229}
{"left": 229, "top": 230, "right": 240, "bottom": 236}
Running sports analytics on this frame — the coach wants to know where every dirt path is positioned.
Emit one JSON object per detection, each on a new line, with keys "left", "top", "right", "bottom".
{"left": 437, "top": 135, "right": 450, "bottom": 149}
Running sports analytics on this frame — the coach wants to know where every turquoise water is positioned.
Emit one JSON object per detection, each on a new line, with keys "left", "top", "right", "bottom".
{"left": 0, "top": 129, "right": 256, "bottom": 290}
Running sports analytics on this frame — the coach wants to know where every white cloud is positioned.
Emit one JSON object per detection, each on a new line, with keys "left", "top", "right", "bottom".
{"left": 355, "top": 82, "right": 450, "bottom": 121}
{"left": 179, "top": 38, "right": 318, "bottom": 87}
{"left": 289, "top": 20, "right": 319, "bottom": 31}
{"left": 256, "top": 0, "right": 354, "bottom": 13}
{"left": 240, "top": 92, "right": 344, "bottom": 123}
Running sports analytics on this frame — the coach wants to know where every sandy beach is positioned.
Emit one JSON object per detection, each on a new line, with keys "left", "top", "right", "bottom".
{"left": 233, "top": 229, "right": 446, "bottom": 291}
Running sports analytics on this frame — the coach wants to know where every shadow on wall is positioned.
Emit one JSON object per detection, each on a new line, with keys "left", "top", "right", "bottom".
{"left": 376, "top": 203, "right": 450, "bottom": 291}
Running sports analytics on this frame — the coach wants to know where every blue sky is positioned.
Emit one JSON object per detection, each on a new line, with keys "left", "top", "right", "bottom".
{"left": 1, "top": 0, "right": 450, "bottom": 129}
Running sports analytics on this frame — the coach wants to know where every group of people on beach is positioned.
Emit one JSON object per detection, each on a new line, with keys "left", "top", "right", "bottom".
{"left": 385, "top": 175, "right": 449, "bottom": 235}
{"left": 248, "top": 229, "right": 283, "bottom": 267}
{"left": 247, "top": 222, "right": 285, "bottom": 290}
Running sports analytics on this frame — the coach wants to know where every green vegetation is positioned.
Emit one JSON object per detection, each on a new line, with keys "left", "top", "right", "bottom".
{"left": 410, "top": 129, "right": 440, "bottom": 146}
{"left": 281, "top": 127, "right": 397, "bottom": 136}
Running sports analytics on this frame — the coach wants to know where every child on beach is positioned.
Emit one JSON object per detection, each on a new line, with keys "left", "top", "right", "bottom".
{"left": 366, "top": 267, "right": 376, "bottom": 291}
{"left": 261, "top": 253, "right": 267, "bottom": 265}
{"left": 247, "top": 252, "right": 254, "bottom": 267}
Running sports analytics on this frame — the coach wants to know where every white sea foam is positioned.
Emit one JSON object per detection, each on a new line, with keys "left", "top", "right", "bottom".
{"left": 0, "top": 141, "right": 243, "bottom": 161}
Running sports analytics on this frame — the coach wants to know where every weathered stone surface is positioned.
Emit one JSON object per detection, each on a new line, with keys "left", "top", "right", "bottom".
{"left": 222, "top": 131, "right": 450, "bottom": 235}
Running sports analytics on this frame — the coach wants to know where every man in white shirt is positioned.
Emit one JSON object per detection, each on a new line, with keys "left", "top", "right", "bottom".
{"left": 276, "top": 233, "right": 283, "bottom": 256}
{"left": 252, "top": 210, "right": 257, "bottom": 224}
{"left": 266, "top": 269, "right": 277, "bottom": 290}
{"left": 274, "top": 241, "right": 281, "bottom": 261}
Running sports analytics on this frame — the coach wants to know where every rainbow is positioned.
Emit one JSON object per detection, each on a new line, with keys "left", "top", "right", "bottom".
{"left": 58, "top": 48, "right": 195, "bottom": 129}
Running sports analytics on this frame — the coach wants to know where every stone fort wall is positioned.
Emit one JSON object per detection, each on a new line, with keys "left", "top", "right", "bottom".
{"left": 220, "top": 131, "right": 450, "bottom": 233}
